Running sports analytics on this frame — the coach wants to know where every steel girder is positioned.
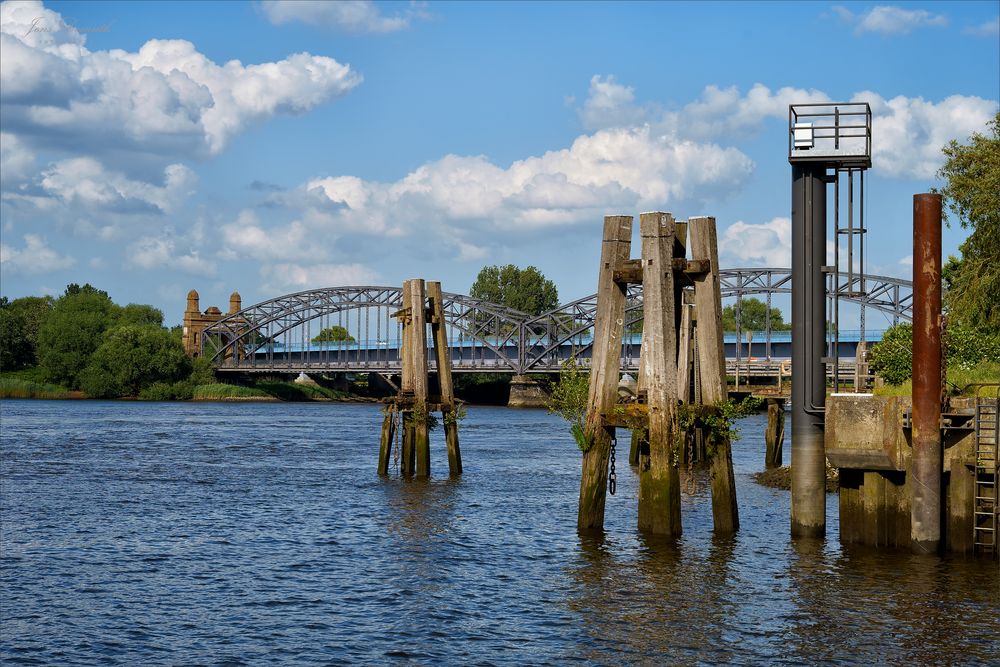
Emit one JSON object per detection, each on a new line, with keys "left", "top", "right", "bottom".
{"left": 201, "top": 285, "right": 533, "bottom": 372}
{"left": 202, "top": 269, "right": 912, "bottom": 374}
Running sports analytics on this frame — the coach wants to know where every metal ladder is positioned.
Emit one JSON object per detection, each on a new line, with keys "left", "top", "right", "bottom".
{"left": 973, "top": 388, "right": 998, "bottom": 556}
{"left": 827, "top": 164, "right": 867, "bottom": 393}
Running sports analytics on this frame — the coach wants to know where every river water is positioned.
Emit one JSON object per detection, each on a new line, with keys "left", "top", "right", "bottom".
{"left": 1, "top": 400, "right": 997, "bottom": 665}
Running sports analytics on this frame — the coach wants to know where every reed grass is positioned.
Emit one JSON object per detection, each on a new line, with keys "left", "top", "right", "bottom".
{"left": 0, "top": 377, "right": 74, "bottom": 399}
{"left": 191, "top": 383, "right": 271, "bottom": 400}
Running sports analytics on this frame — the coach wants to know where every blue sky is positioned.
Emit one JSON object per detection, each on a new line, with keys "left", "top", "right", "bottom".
{"left": 1, "top": 0, "right": 997, "bottom": 329}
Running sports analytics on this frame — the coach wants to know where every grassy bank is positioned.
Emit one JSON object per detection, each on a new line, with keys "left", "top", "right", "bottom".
{"left": 873, "top": 362, "right": 1000, "bottom": 398}
{"left": 1, "top": 367, "right": 369, "bottom": 403}
{"left": 191, "top": 380, "right": 361, "bottom": 402}
{"left": 0, "top": 377, "right": 79, "bottom": 399}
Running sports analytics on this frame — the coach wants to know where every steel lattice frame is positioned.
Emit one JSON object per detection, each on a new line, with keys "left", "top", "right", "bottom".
{"left": 202, "top": 269, "right": 912, "bottom": 375}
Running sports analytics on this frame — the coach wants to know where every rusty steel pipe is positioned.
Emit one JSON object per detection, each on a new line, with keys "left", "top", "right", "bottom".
{"left": 911, "top": 193, "right": 943, "bottom": 554}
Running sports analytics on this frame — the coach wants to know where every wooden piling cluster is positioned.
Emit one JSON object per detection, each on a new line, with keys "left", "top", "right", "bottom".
{"left": 377, "top": 279, "right": 462, "bottom": 477}
{"left": 577, "top": 213, "right": 737, "bottom": 535}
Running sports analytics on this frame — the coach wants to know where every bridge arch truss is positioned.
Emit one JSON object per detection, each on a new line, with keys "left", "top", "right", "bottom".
{"left": 202, "top": 269, "right": 912, "bottom": 375}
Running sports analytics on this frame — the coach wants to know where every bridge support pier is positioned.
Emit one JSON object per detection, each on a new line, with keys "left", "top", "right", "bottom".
{"left": 508, "top": 375, "right": 549, "bottom": 408}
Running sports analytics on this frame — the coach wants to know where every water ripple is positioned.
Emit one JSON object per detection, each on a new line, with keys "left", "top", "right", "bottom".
{"left": 1, "top": 400, "right": 998, "bottom": 665}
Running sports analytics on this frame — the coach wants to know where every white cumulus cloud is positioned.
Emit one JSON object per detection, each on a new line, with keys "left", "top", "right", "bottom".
{"left": 579, "top": 75, "right": 651, "bottom": 130}
{"left": 260, "top": 0, "right": 423, "bottom": 33}
{"left": 861, "top": 92, "right": 997, "bottom": 179}
{"left": 126, "top": 232, "right": 216, "bottom": 276}
{"left": 37, "top": 158, "right": 196, "bottom": 214}
{"left": 220, "top": 210, "right": 327, "bottom": 262}
{"left": 719, "top": 217, "right": 791, "bottom": 267}
{"left": 0, "top": 233, "right": 75, "bottom": 274}
{"left": 300, "top": 126, "right": 754, "bottom": 235}
{"left": 964, "top": 17, "right": 1000, "bottom": 37}
{"left": 0, "top": 132, "right": 34, "bottom": 185}
{"left": 833, "top": 5, "right": 948, "bottom": 34}
{"left": 260, "top": 262, "right": 380, "bottom": 294}
{"left": 0, "top": 0, "right": 362, "bottom": 160}
{"left": 578, "top": 78, "right": 996, "bottom": 181}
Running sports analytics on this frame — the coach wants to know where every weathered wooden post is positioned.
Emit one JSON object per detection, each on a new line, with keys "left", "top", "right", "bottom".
{"left": 636, "top": 212, "right": 682, "bottom": 535}
{"left": 765, "top": 398, "right": 785, "bottom": 469}
{"left": 410, "top": 279, "right": 431, "bottom": 478}
{"left": 377, "top": 409, "right": 395, "bottom": 475}
{"left": 428, "top": 281, "right": 462, "bottom": 475}
{"left": 677, "top": 290, "right": 694, "bottom": 405}
{"left": 577, "top": 216, "right": 632, "bottom": 532}
{"left": 629, "top": 310, "right": 649, "bottom": 468}
{"left": 399, "top": 280, "right": 416, "bottom": 476}
{"left": 690, "top": 216, "right": 739, "bottom": 533}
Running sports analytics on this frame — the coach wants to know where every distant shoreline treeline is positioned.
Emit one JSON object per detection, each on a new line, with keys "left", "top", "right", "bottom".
{"left": 0, "top": 283, "right": 365, "bottom": 402}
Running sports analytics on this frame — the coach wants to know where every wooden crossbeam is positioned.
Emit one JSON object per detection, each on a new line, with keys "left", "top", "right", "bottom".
{"left": 612, "top": 258, "right": 712, "bottom": 285}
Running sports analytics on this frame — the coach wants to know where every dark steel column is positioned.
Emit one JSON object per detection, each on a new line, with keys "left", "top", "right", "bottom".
{"left": 791, "top": 164, "right": 827, "bottom": 538}
{"left": 911, "top": 193, "right": 943, "bottom": 554}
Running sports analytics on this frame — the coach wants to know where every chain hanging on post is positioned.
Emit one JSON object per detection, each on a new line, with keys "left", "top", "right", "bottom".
{"left": 608, "top": 434, "right": 617, "bottom": 496}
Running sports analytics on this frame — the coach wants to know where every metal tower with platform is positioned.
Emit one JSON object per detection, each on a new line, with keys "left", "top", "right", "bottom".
{"left": 788, "top": 102, "right": 872, "bottom": 537}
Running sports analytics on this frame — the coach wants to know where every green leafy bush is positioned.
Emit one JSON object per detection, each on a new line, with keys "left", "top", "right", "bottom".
{"left": 80, "top": 325, "right": 191, "bottom": 398}
{"left": 870, "top": 323, "right": 999, "bottom": 386}
{"left": 868, "top": 324, "right": 913, "bottom": 385}
{"left": 946, "top": 324, "right": 1000, "bottom": 371}
{"left": 547, "top": 359, "right": 593, "bottom": 453}
{"left": 139, "top": 381, "right": 195, "bottom": 401}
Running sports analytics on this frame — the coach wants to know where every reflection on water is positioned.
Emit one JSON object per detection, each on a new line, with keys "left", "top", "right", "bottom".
{"left": 1, "top": 401, "right": 997, "bottom": 665}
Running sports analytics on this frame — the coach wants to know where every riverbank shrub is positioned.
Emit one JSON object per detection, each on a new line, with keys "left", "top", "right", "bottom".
{"left": 139, "top": 381, "right": 196, "bottom": 401}
{"left": 80, "top": 325, "right": 191, "bottom": 398}
{"left": 869, "top": 323, "right": 1000, "bottom": 387}
{"left": 868, "top": 324, "right": 912, "bottom": 385}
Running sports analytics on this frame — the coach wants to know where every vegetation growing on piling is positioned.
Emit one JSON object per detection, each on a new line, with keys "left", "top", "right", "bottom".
{"left": 677, "top": 397, "right": 761, "bottom": 444}
{"left": 547, "top": 359, "right": 593, "bottom": 452}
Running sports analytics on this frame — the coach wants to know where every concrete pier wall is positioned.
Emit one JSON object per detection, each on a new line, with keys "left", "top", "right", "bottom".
{"left": 826, "top": 394, "right": 979, "bottom": 553}
{"left": 507, "top": 375, "right": 549, "bottom": 408}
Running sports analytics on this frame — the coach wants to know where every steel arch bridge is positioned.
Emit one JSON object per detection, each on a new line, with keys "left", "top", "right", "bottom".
{"left": 202, "top": 269, "right": 913, "bottom": 375}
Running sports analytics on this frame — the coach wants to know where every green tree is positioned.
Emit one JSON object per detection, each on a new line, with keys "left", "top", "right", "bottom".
{"left": 80, "top": 325, "right": 191, "bottom": 398}
{"left": 0, "top": 296, "right": 55, "bottom": 369}
{"left": 117, "top": 303, "right": 163, "bottom": 327}
{"left": 63, "top": 283, "right": 110, "bottom": 299}
{"left": 470, "top": 264, "right": 559, "bottom": 315}
{"left": 0, "top": 303, "right": 32, "bottom": 370}
{"left": 868, "top": 323, "right": 913, "bottom": 385}
{"left": 312, "top": 325, "right": 355, "bottom": 343}
{"left": 932, "top": 111, "right": 1000, "bottom": 330}
{"left": 721, "top": 298, "right": 791, "bottom": 332}
{"left": 38, "top": 288, "right": 118, "bottom": 388}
